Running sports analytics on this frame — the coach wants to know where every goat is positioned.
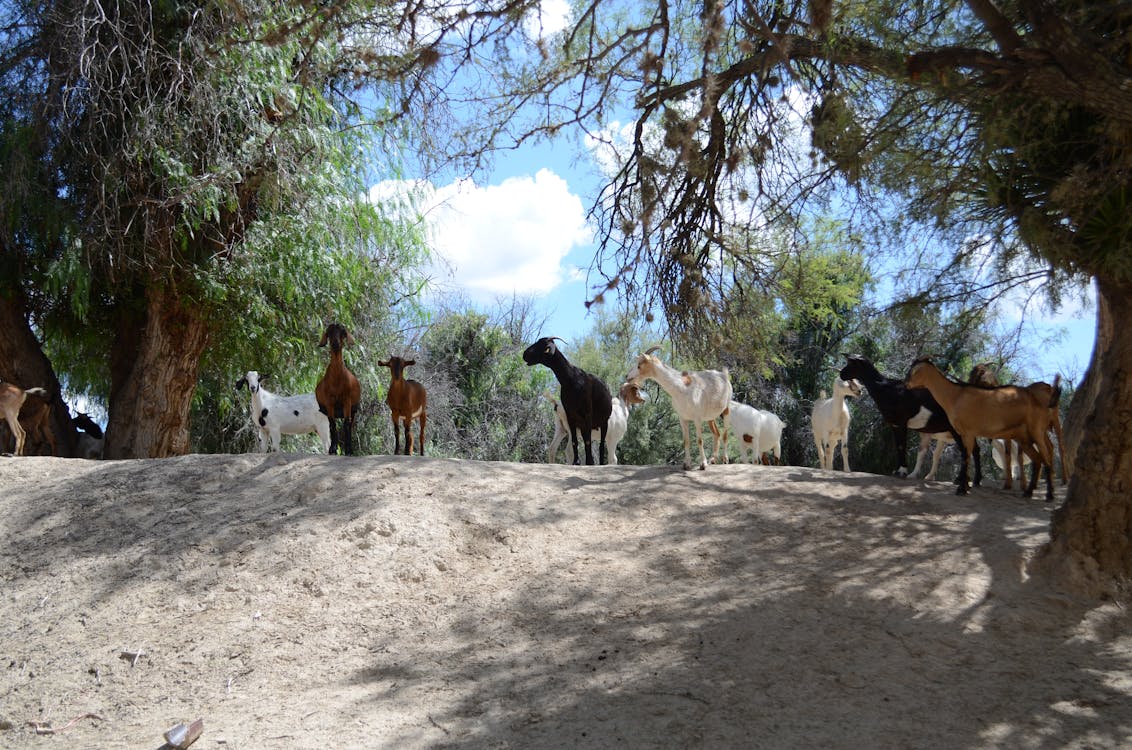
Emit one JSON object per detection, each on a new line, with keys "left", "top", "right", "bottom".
{"left": 811, "top": 377, "right": 862, "bottom": 471}
{"left": 728, "top": 401, "right": 785, "bottom": 465}
{"left": 378, "top": 356, "right": 427, "bottom": 456}
{"left": 548, "top": 381, "right": 645, "bottom": 466}
{"left": 315, "top": 323, "right": 362, "bottom": 455}
{"left": 73, "top": 413, "right": 105, "bottom": 459}
{"left": 907, "top": 432, "right": 954, "bottom": 481}
{"left": 905, "top": 358, "right": 1057, "bottom": 501}
{"left": 523, "top": 337, "right": 613, "bottom": 465}
{"left": 0, "top": 382, "right": 48, "bottom": 456}
{"left": 236, "top": 371, "right": 331, "bottom": 453}
{"left": 626, "top": 346, "right": 732, "bottom": 470}
{"left": 15, "top": 387, "right": 56, "bottom": 456}
{"left": 839, "top": 354, "right": 973, "bottom": 479}
{"left": 968, "top": 362, "right": 1068, "bottom": 487}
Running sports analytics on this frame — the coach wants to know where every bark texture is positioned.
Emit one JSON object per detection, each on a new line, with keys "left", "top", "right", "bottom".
{"left": 1063, "top": 282, "right": 1110, "bottom": 480}
{"left": 1037, "top": 278, "right": 1132, "bottom": 596}
{"left": 103, "top": 285, "right": 211, "bottom": 459}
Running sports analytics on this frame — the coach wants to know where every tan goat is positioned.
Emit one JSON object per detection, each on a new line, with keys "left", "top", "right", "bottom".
{"left": 1, "top": 382, "right": 49, "bottom": 456}
{"left": 378, "top": 356, "right": 427, "bottom": 456}
{"left": 968, "top": 363, "right": 1068, "bottom": 487}
{"left": 906, "top": 359, "right": 1057, "bottom": 501}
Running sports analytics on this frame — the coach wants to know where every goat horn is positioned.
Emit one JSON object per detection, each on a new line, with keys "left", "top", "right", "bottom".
{"left": 549, "top": 336, "right": 567, "bottom": 345}
{"left": 644, "top": 345, "right": 662, "bottom": 355}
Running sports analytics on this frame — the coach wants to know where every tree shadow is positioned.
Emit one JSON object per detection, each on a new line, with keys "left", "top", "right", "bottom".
{"left": 0, "top": 456, "right": 1126, "bottom": 748}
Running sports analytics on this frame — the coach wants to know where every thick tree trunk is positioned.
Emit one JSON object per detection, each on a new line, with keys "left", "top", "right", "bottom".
{"left": 1062, "top": 280, "right": 1110, "bottom": 478}
{"left": 0, "top": 292, "right": 78, "bottom": 456}
{"left": 1035, "top": 277, "right": 1132, "bottom": 596}
{"left": 103, "top": 285, "right": 211, "bottom": 459}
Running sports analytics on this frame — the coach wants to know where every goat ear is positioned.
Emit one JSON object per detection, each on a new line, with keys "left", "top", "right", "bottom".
{"left": 404, "top": 359, "right": 415, "bottom": 367}
{"left": 318, "top": 330, "right": 329, "bottom": 347}
{"left": 260, "top": 374, "right": 270, "bottom": 382}
{"left": 235, "top": 377, "right": 247, "bottom": 390}
{"left": 377, "top": 359, "right": 389, "bottom": 367}
{"left": 345, "top": 331, "right": 355, "bottom": 346}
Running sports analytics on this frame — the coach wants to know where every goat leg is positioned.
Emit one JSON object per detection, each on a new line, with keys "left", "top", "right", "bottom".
{"left": 955, "top": 434, "right": 972, "bottom": 496}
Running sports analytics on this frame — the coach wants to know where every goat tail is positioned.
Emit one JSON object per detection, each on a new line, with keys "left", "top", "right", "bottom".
{"left": 1049, "top": 373, "right": 1063, "bottom": 408}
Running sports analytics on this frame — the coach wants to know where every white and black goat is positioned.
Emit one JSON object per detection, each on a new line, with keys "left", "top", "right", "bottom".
{"left": 626, "top": 346, "right": 732, "bottom": 471}
{"left": 236, "top": 371, "right": 331, "bottom": 453}
{"left": 839, "top": 354, "right": 974, "bottom": 480}
{"left": 523, "top": 337, "right": 613, "bottom": 465}
{"left": 548, "top": 381, "right": 645, "bottom": 466}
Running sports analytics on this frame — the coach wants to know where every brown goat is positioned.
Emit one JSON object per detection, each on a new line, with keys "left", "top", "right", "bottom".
{"left": 378, "top": 356, "right": 427, "bottom": 456}
{"left": 1, "top": 382, "right": 49, "bottom": 456}
{"left": 18, "top": 388, "right": 56, "bottom": 456}
{"left": 315, "top": 323, "right": 362, "bottom": 455}
{"left": 968, "top": 363, "right": 1068, "bottom": 487}
{"left": 907, "top": 359, "right": 1056, "bottom": 501}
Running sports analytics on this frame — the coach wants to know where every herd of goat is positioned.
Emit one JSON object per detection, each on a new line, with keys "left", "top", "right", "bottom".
{"left": 1, "top": 324, "right": 1068, "bottom": 501}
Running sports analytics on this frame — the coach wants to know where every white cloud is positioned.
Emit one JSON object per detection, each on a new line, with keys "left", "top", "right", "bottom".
{"left": 525, "top": 0, "right": 572, "bottom": 38}
{"left": 371, "top": 169, "right": 592, "bottom": 299}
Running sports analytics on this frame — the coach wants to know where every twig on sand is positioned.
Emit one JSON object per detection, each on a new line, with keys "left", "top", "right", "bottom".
{"left": 28, "top": 712, "right": 105, "bottom": 735}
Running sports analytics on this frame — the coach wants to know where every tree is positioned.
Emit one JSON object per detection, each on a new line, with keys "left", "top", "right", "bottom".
{"left": 418, "top": 299, "right": 553, "bottom": 461}
{"left": 0, "top": 0, "right": 432, "bottom": 457}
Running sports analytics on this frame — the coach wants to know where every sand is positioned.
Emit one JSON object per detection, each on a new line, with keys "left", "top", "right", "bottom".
{"left": 1, "top": 453, "right": 1129, "bottom": 749}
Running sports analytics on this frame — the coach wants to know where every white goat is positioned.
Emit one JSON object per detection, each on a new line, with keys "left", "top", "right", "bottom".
{"left": 236, "top": 371, "right": 331, "bottom": 453}
{"left": 548, "top": 382, "right": 646, "bottom": 466}
{"left": 907, "top": 431, "right": 953, "bottom": 481}
{"left": 626, "top": 346, "right": 732, "bottom": 470}
{"left": 729, "top": 401, "right": 786, "bottom": 465}
{"left": 811, "top": 378, "right": 862, "bottom": 471}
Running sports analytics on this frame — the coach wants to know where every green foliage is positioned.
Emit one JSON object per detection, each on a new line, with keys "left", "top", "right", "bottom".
{"left": 411, "top": 301, "right": 554, "bottom": 462}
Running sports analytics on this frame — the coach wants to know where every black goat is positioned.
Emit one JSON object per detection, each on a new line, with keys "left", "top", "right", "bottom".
{"left": 839, "top": 354, "right": 980, "bottom": 482}
{"left": 523, "top": 337, "right": 613, "bottom": 465}
{"left": 73, "top": 413, "right": 105, "bottom": 459}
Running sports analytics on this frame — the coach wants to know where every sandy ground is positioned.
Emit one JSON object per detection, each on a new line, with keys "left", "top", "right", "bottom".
{"left": 1, "top": 453, "right": 1130, "bottom": 750}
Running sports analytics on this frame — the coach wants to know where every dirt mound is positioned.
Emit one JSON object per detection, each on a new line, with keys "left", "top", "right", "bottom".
{"left": 1, "top": 454, "right": 1128, "bottom": 749}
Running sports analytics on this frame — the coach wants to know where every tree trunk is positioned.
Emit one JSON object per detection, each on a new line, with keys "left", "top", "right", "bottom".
{"left": 1035, "top": 277, "right": 1132, "bottom": 596}
{"left": 0, "top": 292, "right": 78, "bottom": 456}
{"left": 103, "top": 284, "right": 212, "bottom": 459}
{"left": 1062, "top": 280, "right": 1110, "bottom": 479}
